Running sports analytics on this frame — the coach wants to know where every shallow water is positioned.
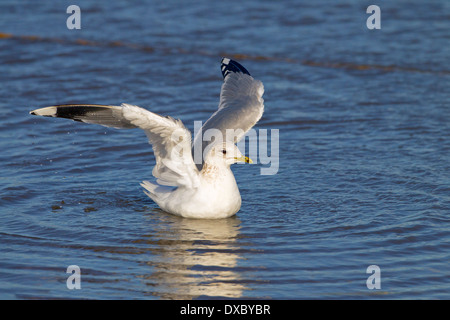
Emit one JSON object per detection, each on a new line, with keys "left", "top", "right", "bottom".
{"left": 0, "top": 0, "right": 449, "bottom": 299}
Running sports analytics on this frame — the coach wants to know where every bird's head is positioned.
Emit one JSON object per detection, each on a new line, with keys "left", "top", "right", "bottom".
{"left": 204, "top": 141, "right": 252, "bottom": 168}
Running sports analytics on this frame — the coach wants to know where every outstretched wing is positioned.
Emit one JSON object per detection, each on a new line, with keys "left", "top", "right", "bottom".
{"left": 30, "top": 103, "right": 199, "bottom": 188}
{"left": 192, "top": 58, "right": 264, "bottom": 168}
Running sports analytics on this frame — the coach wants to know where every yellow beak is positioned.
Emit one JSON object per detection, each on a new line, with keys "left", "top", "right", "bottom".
{"left": 235, "top": 156, "right": 253, "bottom": 164}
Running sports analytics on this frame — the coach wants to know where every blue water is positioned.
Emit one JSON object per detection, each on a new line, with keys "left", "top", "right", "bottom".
{"left": 0, "top": 0, "right": 449, "bottom": 299}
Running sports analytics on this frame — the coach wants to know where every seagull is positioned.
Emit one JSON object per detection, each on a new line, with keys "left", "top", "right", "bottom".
{"left": 30, "top": 58, "right": 265, "bottom": 219}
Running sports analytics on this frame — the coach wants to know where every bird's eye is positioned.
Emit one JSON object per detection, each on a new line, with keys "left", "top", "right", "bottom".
{"left": 222, "top": 149, "right": 227, "bottom": 155}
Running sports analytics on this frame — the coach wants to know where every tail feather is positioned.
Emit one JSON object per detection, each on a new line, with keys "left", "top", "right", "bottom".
{"left": 140, "top": 180, "right": 174, "bottom": 202}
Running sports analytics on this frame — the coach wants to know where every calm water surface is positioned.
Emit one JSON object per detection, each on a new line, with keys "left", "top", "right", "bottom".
{"left": 0, "top": 0, "right": 449, "bottom": 299}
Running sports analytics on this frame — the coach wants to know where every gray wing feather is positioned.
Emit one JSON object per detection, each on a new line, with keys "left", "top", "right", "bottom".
{"left": 30, "top": 103, "right": 199, "bottom": 188}
{"left": 192, "top": 71, "right": 264, "bottom": 169}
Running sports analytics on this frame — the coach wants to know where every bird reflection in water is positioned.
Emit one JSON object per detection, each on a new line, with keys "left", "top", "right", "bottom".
{"left": 136, "top": 210, "right": 248, "bottom": 299}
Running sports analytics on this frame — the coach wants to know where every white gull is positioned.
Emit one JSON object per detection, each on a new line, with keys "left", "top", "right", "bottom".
{"left": 30, "top": 58, "right": 264, "bottom": 219}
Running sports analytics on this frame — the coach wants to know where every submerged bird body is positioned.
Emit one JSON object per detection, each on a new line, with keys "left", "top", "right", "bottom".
{"left": 30, "top": 58, "right": 264, "bottom": 219}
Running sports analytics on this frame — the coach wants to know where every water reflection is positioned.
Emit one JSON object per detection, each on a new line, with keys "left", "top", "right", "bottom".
{"left": 139, "top": 210, "right": 247, "bottom": 299}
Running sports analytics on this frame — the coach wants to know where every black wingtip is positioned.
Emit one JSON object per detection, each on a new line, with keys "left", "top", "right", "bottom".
{"left": 220, "top": 57, "right": 251, "bottom": 79}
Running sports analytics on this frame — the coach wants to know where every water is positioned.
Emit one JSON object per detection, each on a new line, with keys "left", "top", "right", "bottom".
{"left": 0, "top": 0, "right": 449, "bottom": 299}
